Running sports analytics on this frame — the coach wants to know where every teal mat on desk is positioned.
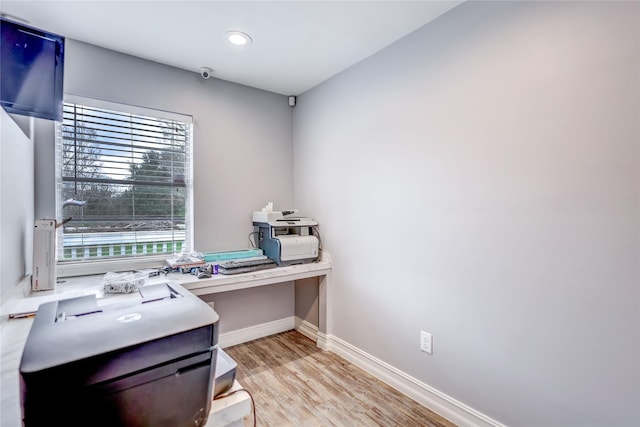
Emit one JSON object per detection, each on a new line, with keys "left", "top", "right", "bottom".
{"left": 203, "top": 249, "right": 263, "bottom": 262}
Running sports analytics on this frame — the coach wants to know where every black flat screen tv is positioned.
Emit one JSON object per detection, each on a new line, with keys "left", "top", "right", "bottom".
{"left": 0, "top": 18, "right": 64, "bottom": 121}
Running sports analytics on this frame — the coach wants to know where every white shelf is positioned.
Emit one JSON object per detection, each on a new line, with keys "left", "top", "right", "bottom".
{"left": 177, "top": 260, "right": 332, "bottom": 296}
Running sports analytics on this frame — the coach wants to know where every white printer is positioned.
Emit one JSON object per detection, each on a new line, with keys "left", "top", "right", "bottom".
{"left": 252, "top": 204, "right": 319, "bottom": 266}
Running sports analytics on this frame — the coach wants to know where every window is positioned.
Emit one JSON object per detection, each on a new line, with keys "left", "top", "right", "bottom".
{"left": 55, "top": 98, "right": 193, "bottom": 262}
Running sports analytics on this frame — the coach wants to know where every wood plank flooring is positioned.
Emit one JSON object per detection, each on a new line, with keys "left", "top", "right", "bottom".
{"left": 224, "top": 330, "right": 456, "bottom": 427}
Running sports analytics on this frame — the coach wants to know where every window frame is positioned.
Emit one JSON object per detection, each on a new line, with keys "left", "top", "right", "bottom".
{"left": 54, "top": 95, "right": 194, "bottom": 277}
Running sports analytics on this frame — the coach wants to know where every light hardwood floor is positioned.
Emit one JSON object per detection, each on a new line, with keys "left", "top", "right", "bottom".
{"left": 224, "top": 330, "right": 456, "bottom": 427}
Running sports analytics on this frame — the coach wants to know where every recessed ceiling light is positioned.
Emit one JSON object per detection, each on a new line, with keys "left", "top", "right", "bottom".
{"left": 226, "top": 31, "right": 252, "bottom": 46}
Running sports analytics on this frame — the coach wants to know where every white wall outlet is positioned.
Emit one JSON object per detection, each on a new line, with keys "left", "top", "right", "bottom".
{"left": 420, "top": 330, "right": 433, "bottom": 355}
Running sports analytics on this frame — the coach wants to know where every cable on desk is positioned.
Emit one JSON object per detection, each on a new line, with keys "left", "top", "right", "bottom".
{"left": 214, "top": 388, "right": 257, "bottom": 427}
{"left": 312, "top": 225, "right": 323, "bottom": 251}
{"left": 248, "top": 231, "right": 258, "bottom": 248}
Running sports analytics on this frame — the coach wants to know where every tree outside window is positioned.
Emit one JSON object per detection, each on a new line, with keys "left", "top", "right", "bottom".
{"left": 56, "top": 101, "right": 193, "bottom": 260}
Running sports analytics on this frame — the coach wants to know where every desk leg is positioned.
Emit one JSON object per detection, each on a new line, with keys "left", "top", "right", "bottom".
{"left": 317, "top": 272, "right": 330, "bottom": 350}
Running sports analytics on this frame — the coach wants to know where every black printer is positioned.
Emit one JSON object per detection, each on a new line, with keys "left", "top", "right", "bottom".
{"left": 19, "top": 282, "right": 219, "bottom": 427}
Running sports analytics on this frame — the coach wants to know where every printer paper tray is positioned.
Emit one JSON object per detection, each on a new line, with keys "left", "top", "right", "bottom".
{"left": 278, "top": 235, "right": 318, "bottom": 261}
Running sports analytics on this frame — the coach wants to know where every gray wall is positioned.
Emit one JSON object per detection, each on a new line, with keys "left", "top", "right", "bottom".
{"left": 0, "top": 110, "right": 34, "bottom": 299}
{"left": 34, "top": 40, "right": 296, "bottom": 333}
{"left": 295, "top": 277, "right": 319, "bottom": 326}
{"left": 293, "top": 1, "right": 639, "bottom": 426}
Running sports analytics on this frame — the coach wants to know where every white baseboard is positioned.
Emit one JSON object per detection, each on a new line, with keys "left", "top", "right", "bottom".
{"left": 324, "top": 334, "right": 507, "bottom": 427}
{"left": 219, "top": 316, "right": 295, "bottom": 348}
{"left": 294, "top": 316, "right": 318, "bottom": 342}
{"left": 220, "top": 317, "right": 505, "bottom": 427}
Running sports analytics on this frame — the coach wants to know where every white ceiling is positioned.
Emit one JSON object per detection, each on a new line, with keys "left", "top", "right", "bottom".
{"left": 0, "top": 1, "right": 462, "bottom": 96}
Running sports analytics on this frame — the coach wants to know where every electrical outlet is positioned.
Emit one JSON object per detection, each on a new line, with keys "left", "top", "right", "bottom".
{"left": 420, "top": 330, "right": 433, "bottom": 355}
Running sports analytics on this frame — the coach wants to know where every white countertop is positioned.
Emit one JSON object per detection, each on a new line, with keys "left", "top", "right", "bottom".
{"left": 3, "top": 258, "right": 331, "bottom": 319}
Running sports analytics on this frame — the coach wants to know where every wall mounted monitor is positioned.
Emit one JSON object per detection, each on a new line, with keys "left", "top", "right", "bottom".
{"left": 1, "top": 18, "right": 65, "bottom": 121}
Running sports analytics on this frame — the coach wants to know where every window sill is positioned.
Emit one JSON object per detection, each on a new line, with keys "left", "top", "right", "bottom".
{"left": 57, "top": 255, "right": 168, "bottom": 278}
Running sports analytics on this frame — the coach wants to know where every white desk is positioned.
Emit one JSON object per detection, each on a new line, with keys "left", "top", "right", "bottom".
{"left": 0, "top": 258, "right": 331, "bottom": 426}
{"left": 208, "top": 381, "right": 253, "bottom": 427}
{"left": 4, "top": 257, "right": 332, "bottom": 338}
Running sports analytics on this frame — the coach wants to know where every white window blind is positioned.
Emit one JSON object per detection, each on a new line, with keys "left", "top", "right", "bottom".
{"left": 55, "top": 99, "right": 193, "bottom": 261}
